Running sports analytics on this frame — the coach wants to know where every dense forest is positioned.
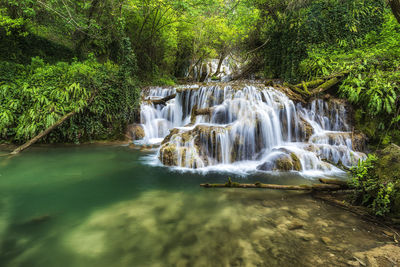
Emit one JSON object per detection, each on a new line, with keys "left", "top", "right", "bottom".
{"left": 1, "top": 0, "right": 400, "bottom": 218}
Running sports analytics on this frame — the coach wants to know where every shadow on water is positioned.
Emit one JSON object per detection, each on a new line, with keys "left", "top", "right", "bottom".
{"left": 0, "top": 145, "right": 389, "bottom": 267}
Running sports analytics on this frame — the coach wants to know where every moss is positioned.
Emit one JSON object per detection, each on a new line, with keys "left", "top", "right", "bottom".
{"left": 225, "top": 177, "right": 240, "bottom": 187}
{"left": 159, "top": 144, "right": 178, "bottom": 166}
{"left": 275, "top": 156, "right": 294, "bottom": 171}
{"left": 290, "top": 153, "right": 302, "bottom": 171}
{"left": 375, "top": 144, "right": 400, "bottom": 183}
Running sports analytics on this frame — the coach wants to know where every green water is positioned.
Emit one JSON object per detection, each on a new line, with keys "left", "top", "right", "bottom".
{"left": 0, "top": 145, "right": 388, "bottom": 267}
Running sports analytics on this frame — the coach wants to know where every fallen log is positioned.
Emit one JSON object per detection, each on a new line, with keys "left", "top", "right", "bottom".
{"left": 148, "top": 94, "right": 176, "bottom": 105}
{"left": 11, "top": 111, "right": 77, "bottom": 155}
{"left": 294, "top": 79, "right": 325, "bottom": 91}
{"left": 319, "top": 178, "right": 349, "bottom": 188}
{"left": 200, "top": 182, "right": 342, "bottom": 191}
{"left": 310, "top": 77, "right": 341, "bottom": 95}
{"left": 273, "top": 84, "right": 306, "bottom": 104}
{"left": 10, "top": 92, "right": 97, "bottom": 155}
{"left": 285, "top": 71, "right": 350, "bottom": 99}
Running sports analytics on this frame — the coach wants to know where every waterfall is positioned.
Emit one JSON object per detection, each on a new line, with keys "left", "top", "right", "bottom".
{"left": 138, "top": 84, "right": 366, "bottom": 174}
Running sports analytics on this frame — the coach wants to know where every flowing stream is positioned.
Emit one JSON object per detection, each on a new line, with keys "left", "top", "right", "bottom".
{"left": 0, "top": 146, "right": 389, "bottom": 267}
{"left": 139, "top": 83, "right": 365, "bottom": 175}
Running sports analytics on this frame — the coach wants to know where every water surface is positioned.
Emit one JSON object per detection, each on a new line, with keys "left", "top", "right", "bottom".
{"left": 0, "top": 145, "right": 388, "bottom": 266}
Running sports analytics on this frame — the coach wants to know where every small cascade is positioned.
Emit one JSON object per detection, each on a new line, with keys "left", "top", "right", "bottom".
{"left": 138, "top": 83, "right": 366, "bottom": 174}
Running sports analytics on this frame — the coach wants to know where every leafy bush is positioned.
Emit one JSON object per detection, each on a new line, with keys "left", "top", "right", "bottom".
{"left": 259, "top": 0, "right": 385, "bottom": 82}
{"left": 350, "top": 154, "right": 399, "bottom": 216}
{"left": 299, "top": 12, "right": 400, "bottom": 143}
{"left": 0, "top": 55, "right": 140, "bottom": 144}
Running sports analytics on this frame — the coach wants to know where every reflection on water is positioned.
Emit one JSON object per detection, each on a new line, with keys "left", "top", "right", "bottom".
{"left": 0, "top": 146, "right": 388, "bottom": 266}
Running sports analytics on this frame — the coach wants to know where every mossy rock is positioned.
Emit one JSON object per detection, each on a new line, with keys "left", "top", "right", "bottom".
{"left": 159, "top": 144, "right": 178, "bottom": 166}
{"left": 126, "top": 124, "right": 145, "bottom": 140}
{"left": 375, "top": 144, "right": 400, "bottom": 217}
{"left": 161, "top": 128, "right": 180, "bottom": 145}
{"left": 290, "top": 153, "right": 302, "bottom": 171}
{"left": 375, "top": 144, "right": 400, "bottom": 183}
{"left": 275, "top": 156, "right": 294, "bottom": 171}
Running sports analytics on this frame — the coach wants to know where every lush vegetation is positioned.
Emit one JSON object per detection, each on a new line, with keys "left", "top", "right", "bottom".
{"left": 0, "top": 0, "right": 260, "bottom": 143}
{"left": 248, "top": 0, "right": 400, "bottom": 145}
{"left": 350, "top": 151, "right": 400, "bottom": 217}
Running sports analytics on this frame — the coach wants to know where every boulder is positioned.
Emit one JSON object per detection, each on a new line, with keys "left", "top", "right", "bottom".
{"left": 299, "top": 117, "right": 313, "bottom": 141}
{"left": 159, "top": 143, "right": 178, "bottom": 166}
{"left": 126, "top": 124, "right": 145, "bottom": 141}
{"left": 257, "top": 152, "right": 302, "bottom": 172}
{"left": 276, "top": 155, "right": 294, "bottom": 171}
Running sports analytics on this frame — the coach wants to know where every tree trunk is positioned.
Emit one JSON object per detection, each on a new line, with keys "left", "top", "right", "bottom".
{"left": 11, "top": 111, "right": 77, "bottom": 155}
{"left": 389, "top": 0, "right": 400, "bottom": 24}
{"left": 213, "top": 52, "right": 226, "bottom": 76}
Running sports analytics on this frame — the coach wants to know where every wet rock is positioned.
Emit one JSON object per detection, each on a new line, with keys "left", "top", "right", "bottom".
{"left": 276, "top": 156, "right": 294, "bottom": 171}
{"left": 126, "top": 124, "right": 145, "bottom": 141}
{"left": 257, "top": 152, "right": 302, "bottom": 172}
{"left": 290, "top": 153, "right": 302, "bottom": 171}
{"left": 352, "top": 131, "right": 367, "bottom": 152}
{"left": 299, "top": 117, "right": 313, "bottom": 141}
{"left": 159, "top": 144, "right": 178, "bottom": 166}
{"left": 161, "top": 128, "right": 180, "bottom": 145}
{"left": 256, "top": 161, "right": 274, "bottom": 171}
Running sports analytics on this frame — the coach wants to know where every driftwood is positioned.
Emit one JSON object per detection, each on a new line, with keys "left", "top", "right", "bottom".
{"left": 148, "top": 94, "right": 176, "bottom": 105}
{"left": 11, "top": 111, "right": 77, "bottom": 155}
{"left": 200, "top": 181, "right": 342, "bottom": 191}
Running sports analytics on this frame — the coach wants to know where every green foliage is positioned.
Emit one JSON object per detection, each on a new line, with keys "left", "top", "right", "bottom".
{"left": 350, "top": 154, "right": 399, "bottom": 216}
{"left": 0, "top": 56, "right": 140, "bottom": 143}
{"left": 254, "top": 0, "right": 385, "bottom": 82}
{"left": 299, "top": 12, "right": 400, "bottom": 143}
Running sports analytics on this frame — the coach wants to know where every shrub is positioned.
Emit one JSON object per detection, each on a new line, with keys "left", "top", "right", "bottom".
{"left": 350, "top": 154, "right": 399, "bottom": 216}
{"left": 0, "top": 55, "right": 140, "bottom": 144}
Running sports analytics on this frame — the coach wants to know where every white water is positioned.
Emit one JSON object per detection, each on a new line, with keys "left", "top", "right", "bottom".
{"left": 138, "top": 84, "right": 365, "bottom": 175}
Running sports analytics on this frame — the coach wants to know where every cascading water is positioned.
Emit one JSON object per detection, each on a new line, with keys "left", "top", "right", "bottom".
{"left": 138, "top": 83, "right": 366, "bottom": 174}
